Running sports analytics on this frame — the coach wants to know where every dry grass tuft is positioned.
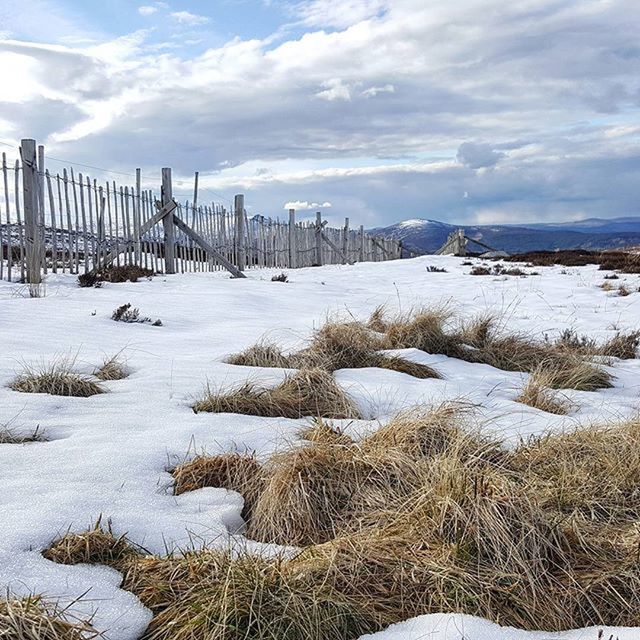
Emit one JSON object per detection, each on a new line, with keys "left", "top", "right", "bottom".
{"left": 94, "top": 354, "right": 129, "bottom": 381}
{"left": 0, "top": 596, "right": 98, "bottom": 640}
{"left": 9, "top": 360, "right": 106, "bottom": 397}
{"left": 226, "top": 342, "right": 294, "bottom": 368}
{"left": 299, "top": 418, "right": 354, "bottom": 445}
{"left": 226, "top": 319, "right": 440, "bottom": 380}
{"left": 383, "top": 308, "right": 460, "bottom": 357}
{"left": 43, "top": 521, "right": 139, "bottom": 570}
{"left": 193, "top": 368, "right": 362, "bottom": 419}
{"left": 123, "top": 550, "right": 374, "bottom": 640}
{"left": 172, "top": 453, "right": 262, "bottom": 520}
{"left": 516, "top": 368, "right": 572, "bottom": 415}
{"left": 0, "top": 426, "right": 46, "bottom": 444}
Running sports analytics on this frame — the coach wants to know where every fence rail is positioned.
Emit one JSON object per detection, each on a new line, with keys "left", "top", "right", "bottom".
{"left": 0, "top": 139, "right": 402, "bottom": 284}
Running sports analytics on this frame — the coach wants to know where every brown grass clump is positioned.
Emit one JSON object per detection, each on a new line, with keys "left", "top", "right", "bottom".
{"left": 172, "top": 453, "right": 262, "bottom": 520}
{"left": 299, "top": 419, "right": 354, "bottom": 445}
{"left": 226, "top": 321, "right": 440, "bottom": 379}
{"left": 9, "top": 360, "right": 106, "bottom": 397}
{"left": 383, "top": 308, "right": 460, "bottom": 357}
{"left": 52, "top": 408, "right": 640, "bottom": 638}
{"left": 0, "top": 426, "right": 45, "bottom": 444}
{"left": 366, "top": 305, "right": 389, "bottom": 333}
{"left": 123, "top": 550, "right": 375, "bottom": 640}
{"left": 0, "top": 596, "right": 98, "bottom": 640}
{"left": 192, "top": 368, "right": 362, "bottom": 419}
{"left": 43, "top": 521, "right": 140, "bottom": 570}
{"left": 226, "top": 342, "right": 294, "bottom": 368}
{"left": 516, "top": 368, "right": 572, "bottom": 415}
{"left": 513, "top": 417, "right": 640, "bottom": 522}
{"left": 556, "top": 328, "right": 640, "bottom": 360}
{"left": 247, "top": 405, "right": 477, "bottom": 546}
{"left": 94, "top": 354, "right": 129, "bottom": 381}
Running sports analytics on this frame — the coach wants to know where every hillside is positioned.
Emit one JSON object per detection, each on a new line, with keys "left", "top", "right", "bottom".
{"left": 370, "top": 217, "right": 640, "bottom": 254}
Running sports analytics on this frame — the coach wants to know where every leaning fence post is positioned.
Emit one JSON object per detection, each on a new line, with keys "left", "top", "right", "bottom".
{"left": 234, "top": 194, "right": 245, "bottom": 271}
{"left": 161, "top": 168, "right": 176, "bottom": 274}
{"left": 21, "top": 139, "right": 42, "bottom": 287}
{"left": 315, "top": 211, "right": 323, "bottom": 266}
{"left": 288, "top": 208, "right": 296, "bottom": 269}
{"left": 359, "top": 225, "right": 365, "bottom": 262}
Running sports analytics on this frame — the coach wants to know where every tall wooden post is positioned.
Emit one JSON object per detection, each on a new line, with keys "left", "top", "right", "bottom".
{"left": 37, "top": 145, "right": 46, "bottom": 275}
{"left": 359, "top": 224, "right": 365, "bottom": 262}
{"left": 161, "top": 168, "right": 176, "bottom": 274}
{"left": 134, "top": 168, "right": 142, "bottom": 266}
{"left": 315, "top": 211, "right": 323, "bottom": 266}
{"left": 342, "top": 217, "right": 349, "bottom": 265}
{"left": 288, "top": 208, "right": 296, "bottom": 269}
{"left": 234, "top": 194, "right": 245, "bottom": 271}
{"left": 21, "top": 139, "right": 42, "bottom": 286}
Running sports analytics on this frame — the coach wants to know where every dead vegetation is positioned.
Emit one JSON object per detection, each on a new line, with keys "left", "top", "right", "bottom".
{"left": 78, "top": 264, "right": 154, "bottom": 288}
{"left": 227, "top": 321, "right": 440, "bottom": 380}
{"left": 516, "top": 368, "right": 572, "bottom": 415}
{"left": 43, "top": 520, "right": 140, "bottom": 570}
{"left": 43, "top": 408, "right": 640, "bottom": 639}
{"left": 94, "top": 354, "right": 129, "bottom": 381}
{"left": 172, "top": 453, "right": 262, "bottom": 519}
{"left": 506, "top": 249, "right": 640, "bottom": 273}
{"left": 0, "top": 596, "right": 98, "bottom": 640}
{"left": 0, "top": 425, "right": 46, "bottom": 444}
{"left": 9, "top": 359, "right": 106, "bottom": 397}
{"left": 193, "top": 368, "right": 362, "bottom": 419}
{"left": 111, "top": 303, "right": 162, "bottom": 326}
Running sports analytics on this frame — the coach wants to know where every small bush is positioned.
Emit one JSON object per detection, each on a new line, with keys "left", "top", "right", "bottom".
{"left": 426, "top": 265, "right": 447, "bottom": 273}
{"left": 0, "top": 596, "right": 97, "bottom": 640}
{"left": 10, "top": 360, "right": 106, "bottom": 397}
{"left": 470, "top": 265, "right": 491, "bottom": 275}
{"left": 112, "top": 303, "right": 162, "bottom": 326}
{"left": 618, "top": 284, "right": 631, "bottom": 297}
{"left": 193, "top": 368, "right": 362, "bottom": 419}
{"left": 227, "top": 342, "right": 294, "bottom": 368}
{"left": 271, "top": 272, "right": 289, "bottom": 282}
{"left": 78, "top": 264, "right": 154, "bottom": 287}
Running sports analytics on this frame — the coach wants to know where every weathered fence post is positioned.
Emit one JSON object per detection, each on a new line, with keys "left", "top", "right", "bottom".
{"left": 359, "top": 224, "right": 365, "bottom": 262}
{"left": 315, "top": 211, "right": 323, "bottom": 266}
{"left": 288, "top": 208, "right": 296, "bottom": 268}
{"left": 21, "top": 139, "right": 43, "bottom": 287}
{"left": 134, "top": 168, "right": 142, "bottom": 265}
{"left": 37, "top": 145, "right": 47, "bottom": 275}
{"left": 342, "top": 217, "right": 349, "bottom": 265}
{"left": 161, "top": 168, "right": 176, "bottom": 274}
{"left": 234, "top": 194, "right": 245, "bottom": 271}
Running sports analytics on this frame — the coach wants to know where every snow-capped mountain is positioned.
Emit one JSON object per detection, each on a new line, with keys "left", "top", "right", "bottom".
{"left": 369, "top": 217, "right": 640, "bottom": 254}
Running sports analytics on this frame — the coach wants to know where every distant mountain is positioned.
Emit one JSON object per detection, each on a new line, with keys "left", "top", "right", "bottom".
{"left": 369, "top": 217, "right": 640, "bottom": 255}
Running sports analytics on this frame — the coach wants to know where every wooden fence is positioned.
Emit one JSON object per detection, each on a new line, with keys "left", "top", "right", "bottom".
{"left": 0, "top": 139, "right": 402, "bottom": 284}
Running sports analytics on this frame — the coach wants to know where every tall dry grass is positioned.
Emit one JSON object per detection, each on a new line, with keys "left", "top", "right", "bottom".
{"left": 41, "top": 409, "right": 640, "bottom": 639}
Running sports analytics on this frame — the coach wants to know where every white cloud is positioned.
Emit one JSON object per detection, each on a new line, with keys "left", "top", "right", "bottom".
{"left": 284, "top": 201, "right": 333, "bottom": 210}
{"left": 170, "top": 11, "right": 209, "bottom": 25}
{"left": 362, "top": 84, "right": 395, "bottom": 98}
{"left": 316, "top": 79, "right": 352, "bottom": 101}
{"left": 138, "top": 6, "right": 157, "bottom": 16}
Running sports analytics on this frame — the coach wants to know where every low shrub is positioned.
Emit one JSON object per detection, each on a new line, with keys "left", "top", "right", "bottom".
{"left": 78, "top": 264, "right": 154, "bottom": 287}
{"left": 112, "top": 303, "right": 162, "bottom": 326}
{"left": 271, "top": 272, "right": 289, "bottom": 282}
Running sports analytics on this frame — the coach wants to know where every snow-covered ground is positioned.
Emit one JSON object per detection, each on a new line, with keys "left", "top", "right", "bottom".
{"left": 1, "top": 255, "right": 639, "bottom": 639}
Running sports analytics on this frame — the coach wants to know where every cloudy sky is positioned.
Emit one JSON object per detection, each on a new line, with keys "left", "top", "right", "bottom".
{"left": 0, "top": 0, "right": 639, "bottom": 227}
